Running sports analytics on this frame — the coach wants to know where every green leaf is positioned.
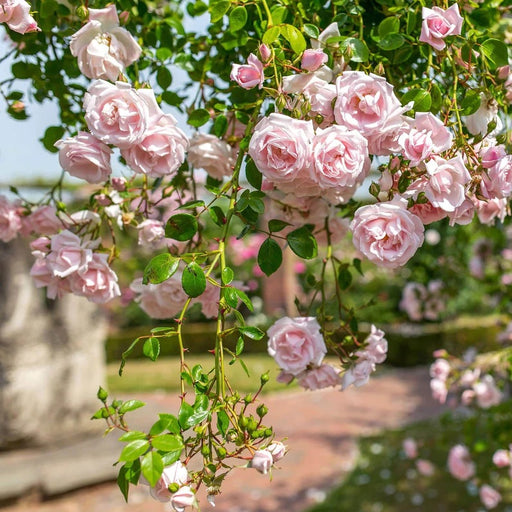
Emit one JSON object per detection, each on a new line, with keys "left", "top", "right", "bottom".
{"left": 406, "top": 10, "right": 419, "bottom": 34}
{"left": 378, "top": 17, "right": 400, "bottom": 37}
{"left": 119, "top": 440, "right": 150, "bottom": 462}
{"left": 214, "top": 114, "right": 228, "bottom": 138}
{"left": 338, "top": 266, "right": 352, "bottom": 290}
{"left": 119, "top": 337, "right": 142, "bottom": 376}
{"left": 180, "top": 199, "right": 205, "bottom": 210}
{"left": 143, "top": 337, "right": 160, "bottom": 361}
{"left": 209, "top": 0, "right": 230, "bottom": 22}
{"left": 401, "top": 89, "right": 432, "bottom": 112}
{"left": 119, "top": 431, "right": 147, "bottom": 442}
{"left": 165, "top": 213, "right": 198, "bottom": 241}
{"left": 229, "top": 6, "right": 247, "bottom": 32}
{"left": 286, "top": 227, "right": 318, "bottom": 259}
{"left": 303, "top": 23, "right": 320, "bottom": 39}
{"left": 217, "top": 409, "right": 229, "bottom": 436}
{"left": 178, "top": 401, "right": 208, "bottom": 429}
{"left": 117, "top": 466, "right": 130, "bottom": 502}
{"left": 460, "top": 89, "right": 482, "bottom": 116}
{"left": 188, "top": 108, "right": 210, "bottom": 127}
{"left": 224, "top": 287, "right": 238, "bottom": 308}
{"left": 377, "top": 33, "right": 404, "bottom": 51}
{"left": 182, "top": 262, "right": 206, "bottom": 297}
{"left": 43, "top": 126, "right": 66, "bottom": 153}
{"left": 262, "top": 26, "right": 280, "bottom": 45}
{"left": 117, "top": 460, "right": 141, "bottom": 501}
{"left": 281, "top": 24, "right": 307, "bottom": 54}
{"left": 257, "top": 238, "right": 283, "bottom": 276}
{"left": 143, "top": 253, "right": 180, "bottom": 285}
{"left": 268, "top": 219, "right": 290, "bottom": 233}
{"left": 156, "top": 67, "right": 172, "bottom": 89}
{"left": 233, "top": 288, "right": 253, "bottom": 311}
{"left": 353, "top": 258, "right": 364, "bottom": 276}
{"left": 151, "top": 434, "right": 184, "bottom": 452}
{"left": 222, "top": 267, "right": 234, "bottom": 285}
{"left": 149, "top": 414, "right": 181, "bottom": 436}
{"left": 141, "top": 451, "right": 163, "bottom": 487}
{"left": 119, "top": 400, "right": 146, "bottom": 415}
{"left": 209, "top": 205, "right": 226, "bottom": 226}
{"left": 481, "top": 39, "right": 508, "bottom": 69}
{"left": 239, "top": 326, "right": 265, "bottom": 340}
{"left": 235, "top": 336, "right": 244, "bottom": 355}
{"left": 341, "top": 38, "right": 369, "bottom": 62}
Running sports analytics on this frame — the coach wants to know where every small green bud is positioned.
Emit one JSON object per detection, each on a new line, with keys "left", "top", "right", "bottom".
{"left": 264, "top": 428, "right": 273, "bottom": 437}
{"left": 216, "top": 446, "right": 227, "bottom": 458}
{"left": 168, "top": 482, "right": 180, "bottom": 493}
{"left": 256, "top": 404, "right": 268, "bottom": 418}
{"left": 97, "top": 386, "right": 108, "bottom": 402}
{"left": 260, "top": 372, "right": 270, "bottom": 385}
{"left": 76, "top": 5, "right": 89, "bottom": 20}
{"left": 244, "top": 394, "right": 253, "bottom": 404}
{"left": 239, "top": 416, "right": 249, "bottom": 428}
{"left": 247, "top": 418, "right": 258, "bottom": 433}
{"left": 201, "top": 444, "right": 211, "bottom": 457}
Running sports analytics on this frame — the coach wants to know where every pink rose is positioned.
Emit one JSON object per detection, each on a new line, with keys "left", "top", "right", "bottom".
{"left": 400, "top": 282, "right": 426, "bottom": 321}
{"left": 301, "top": 49, "right": 328, "bottom": 72}
{"left": 188, "top": 133, "right": 234, "bottom": 180}
{"left": 230, "top": 53, "right": 264, "bottom": 89}
{"left": 0, "top": 195, "right": 22, "bottom": 242}
{"left": 419, "top": 5, "right": 463, "bottom": 51}
{"left": 250, "top": 449, "right": 274, "bottom": 474}
{"left": 480, "top": 142, "right": 506, "bottom": 168}
{"left": 137, "top": 219, "right": 165, "bottom": 245}
{"left": 21, "top": 205, "right": 62, "bottom": 236}
{"left": 130, "top": 274, "right": 187, "bottom": 319}
{"left": 474, "top": 197, "right": 508, "bottom": 225}
{"left": 84, "top": 81, "right": 161, "bottom": 149}
{"left": 408, "top": 201, "right": 448, "bottom": 225}
{"left": 310, "top": 125, "right": 370, "bottom": 199}
{"left": 481, "top": 155, "right": 512, "bottom": 199}
{"left": 350, "top": 201, "right": 424, "bottom": 269}
{"left": 30, "top": 257, "right": 71, "bottom": 299}
{"left": 170, "top": 486, "right": 196, "bottom": 512}
{"left": 416, "top": 459, "right": 435, "bottom": 476}
{"left": 70, "top": 252, "right": 121, "bottom": 304}
{"left": 0, "top": 0, "right": 39, "bottom": 34}
{"left": 430, "top": 378, "right": 447, "bottom": 403}
{"left": 403, "top": 438, "right": 418, "bottom": 459}
{"left": 447, "top": 198, "right": 475, "bottom": 226}
{"left": 55, "top": 132, "right": 113, "bottom": 183}
{"left": 298, "top": 364, "right": 341, "bottom": 390}
{"left": 267, "top": 442, "right": 286, "bottom": 462}
{"left": 473, "top": 375, "right": 502, "bottom": 408}
{"left": 248, "top": 113, "right": 314, "bottom": 186}
{"left": 267, "top": 316, "right": 326, "bottom": 376}
{"left": 358, "top": 325, "right": 388, "bottom": 364}
{"left": 463, "top": 96, "right": 499, "bottom": 136}
{"left": 430, "top": 359, "right": 451, "bottom": 381}
{"left": 46, "top": 230, "right": 93, "bottom": 278}
{"left": 70, "top": 4, "right": 141, "bottom": 81}
{"left": 150, "top": 461, "right": 188, "bottom": 502}
{"left": 447, "top": 444, "right": 475, "bottom": 481}
{"left": 342, "top": 359, "right": 375, "bottom": 389}
{"left": 492, "top": 449, "right": 511, "bottom": 468}
{"left": 111, "top": 176, "right": 127, "bottom": 191}
{"left": 121, "top": 116, "right": 188, "bottom": 178}
{"left": 479, "top": 485, "right": 502, "bottom": 510}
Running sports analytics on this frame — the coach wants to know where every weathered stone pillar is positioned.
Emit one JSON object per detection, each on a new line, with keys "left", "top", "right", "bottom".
{"left": 0, "top": 238, "right": 107, "bottom": 448}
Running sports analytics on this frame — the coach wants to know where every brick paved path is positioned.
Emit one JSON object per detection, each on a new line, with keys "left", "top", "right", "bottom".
{"left": 1, "top": 367, "right": 444, "bottom": 512}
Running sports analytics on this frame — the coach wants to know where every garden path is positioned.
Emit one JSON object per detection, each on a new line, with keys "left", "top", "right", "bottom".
{"left": 1, "top": 366, "right": 445, "bottom": 512}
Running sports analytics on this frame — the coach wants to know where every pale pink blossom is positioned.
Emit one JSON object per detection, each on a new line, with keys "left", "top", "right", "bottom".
{"left": 46, "top": 230, "right": 93, "bottom": 278}
{"left": 403, "top": 438, "right": 418, "bottom": 459}
{"left": 230, "top": 53, "right": 264, "bottom": 89}
{"left": 188, "top": 133, "right": 234, "bottom": 180}
{"left": 463, "top": 96, "right": 499, "bottom": 136}
{"left": 342, "top": 359, "right": 375, "bottom": 389}
{"left": 350, "top": 201, "right": 424, "bottom": 269}
{"left": 0, "top": 195, "right": 22, "bottom": 242}
{"left": 170, "top": 486, "right": 196, "bottom": 512}
{"left": 84, "top": 81, "right": 161, "bottom": 149}
{"left": 150, "top": 461, "right": 188, "bottom": 502}
{"left": 121, "top": 116, "right": 188, "bottom": 178}
{"left": 492, "top": 449, "right": 511, "bottom": 468}
{"left": 447, "top": 444, "right": 475, "bottom": 481}
{"left": 301, "top": 49, "right": 328, "bottom": 72}
{"left": 137, "top": 219, "right": 165, "bottom": 245}
{"left": 259, "top": 43, "right": 271, "bottom": 62}
{"left": 70, "top": 4, "right": 141, "bottom": 81}
{"left": 30, "top": 257, "right": 72, "bottom": 299}
{"left": 409, "top": 201, "right": 448, "bottom": 225}
{"left": 357, "top": 325, "right": 388, "bottom": 364}
{"left": 400, "top": 282, "right": 426, "bottom": 321}
{"left": 250, "top": 450, "right": 274, "bottom": 474}
{"left": 249, "top": 113, "right": 314, "bottom": 186}
{"left": 298, "top": 364, "right": 341, "bottom": 390}
{"left": 479, "top": 484, "right": 502, "bottom": 510}
{"left": 267, "top": 316, "right": 326, "bottom": 376}
{"left": 0, "top": 0, "right": 39, "bottom": 34}
{"left": 474, "top": 197, "right": 508, "bottom": 225}
{"left": 430, "top": 359, "right": 451, "bottom": 381}
{"left": 267, "top": 442, "right": 286, "bottom": 462}
{"left": 461, "top": 389, "right": 475, "bottom": 405}
{"left": 473, "top": 375, "right": 502, "bottom": 408}
{"left": 416, "top": 459, "right": 435, "bottom": 476}
{"left": 448, "top": 198, "right": 475, "bottom": 226}
{"left": 30, "top": 236, "right": 50, "bottom": 257}
{"left": 481, "top": 155, "right": 512, "bottom": 199}
{"left": 419, "top": 4, "right": 463, "bottom": 51}
{"left": 111, "top": 176, "right": 127, "bottom": 191}
{"left": 459, "top": 368, "right": 480, "bottom": 387}
{"left": 56, "top": 132, "right": 113, "bottom": 183}
{"left": 430, "top": 378, "right": 448, "bottom": 403}
{"left": 480, "top": 143, "right": 506, "bottom": 168}
{"left": 130, "top": 274, "right": 187, "bottom": 319}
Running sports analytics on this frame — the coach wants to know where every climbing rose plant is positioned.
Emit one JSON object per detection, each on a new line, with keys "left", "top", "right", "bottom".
{"left": 2, "top": 0, "right": 512, "bottom": 509}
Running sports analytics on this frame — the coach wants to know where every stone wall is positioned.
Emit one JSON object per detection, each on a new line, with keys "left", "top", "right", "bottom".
{"left": 0, "top": 239, "right": 107, "bottom": 449}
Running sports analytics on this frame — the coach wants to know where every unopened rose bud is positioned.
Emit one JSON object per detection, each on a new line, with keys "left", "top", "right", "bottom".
{"left": 119, "top": 10, "right": 130, "bottom": 24}
{"left": 250, "top": 449, "right": 274, "bottom": 474}
{"left": 216, "top": 445, "right": 227, "bottom": 458}
{"left": 76, "top": 5, "right": 89, "bottom": 20}
{"left": 498, "top": 65, "right": 510, "bottom": 80}
{"left": 111, "top": 177, "right": 127, "bottom": 191}
{"left": 267, "top": 441, "right": 286, "bottom": 462}
{"left": 11, "top": 101, "right": 25, "bottom": 113}
{"left": 170, "top": 486, "right": 196, "bottom": 512}
{"left": 259, "top": 43, "right": 271, "bottom": 62}
{"left": 301, "top": 49, "right": 328, "bottom": 72}
{"left": 260, "top": 372, "right": 270, "bottom": 385}
{"left": 97, "top": 386, "right": 108, "bottom": 401}
{"left": 256, "top": 404, "right": 268, "bottom": 417}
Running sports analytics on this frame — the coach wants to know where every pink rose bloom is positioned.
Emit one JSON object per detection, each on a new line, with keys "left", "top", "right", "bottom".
{"left": 259, "top": 43, "right": 271, "bottom": 62}
{"left": 342, "top": 359, "right": 375, "bottom": 389}
{"left": 430, "top": 378, "right": 447, "bottom": 403}
{"left": 70, "top": 4, "right": 141, "bottom": 81}
{"left": 150, "top": 461, "right": 188, "bottom": 502}
{"left": 461, "top": 389, "right": 475, "bottom": 405}
{"left": 122, "top": 115, "right": 188, "bottom": 178}
{"left": 130, "top": 275, "right": 187, "bottom": 319}
{"left": 416, "top": 459, "right": 435, "bottom": 476}
{"left": 447, "top": 444, "right": 475, "bottom": 481}
{"left": 46, "top": 230, "right": 93, "bottom": 278}
{"left": 350, "top": 201, "right": 424, "bottom": 269}
{"left": 21, "top": 205, "right": 62, "bottom": 236}
{"left": 301, "top": 49, "right": 328, "bottom": 72}
{"left": 359, "top": 325, "right": 388, "bottom": 364}
{"left": 137, "top": 219, "right": 165, "bottom": 245}
{"left": 419, "top": 5, "right": 463, "bottom": 51}
{"left": 334, "top": 72, "right": 409, "bottom": 146}
{"left": 70, "top": 252, "right": 120, "bottom": 304}
{"left": 408, "top": 201, "right": 448, "bottom": 225}
{"left": 430, "top": 359, "right": 451, "bottom": 381}
{"left": 230, "top": 53, "right": 264, "bottom": 89}
{"left": 30, "top": 236, "right": 50, "bottom": 257}
{"left": 192, "top": 281, "right": 220, "bottom": 319}
{"left": 400, "top": 282, "right": 426, "bottom": 321}
{"left": 473, "top": 375, "right": 502, "bottom": 408}
{"left": 55, "top": 132, "right": 113, "bottom": 183}
{"left": 492, "top": 449, "right": 511, "bottom": 468}
{"left": 84, "top": 81, "right": 161, "bottom": 149}
{"left": 188, "top": 133, "right": 234, "bottom": 180}
{"left": 248, "top": 113, "right": 314, "bottom": 186}
{"left": 480, "top": 143, "right": 506, "bottom": 169}
{"left": 298, "top": 364, "right": 341, "bottom": 390}
{"left": 448, "top": 198, "right": 475, "bottom": 226}
{"left": 30, "top": 257, "right": 72, "bottom": 299}
{"left": 111, "top": 176, "right": 127, "bottom": 191}
{"left": 463, "top": 96, "right": 499, "bottom": 136}
{"left": 250, "top": 449, "right": 274, "bottom": 474}
{"left": 0, "top": 195, "right": 22, "bottom": 242}
{"left": 0, "top": 0, "right": 39, "bottom": 34}
{"left": 403, "top": 438, "right": 418, "bottom": 459}
{"left": 267, "top": 316, "right": 326, "bottom": 376}
{"left": 474, "top": 197, "right": 508, "bottom": 225}
{"left": 422, "top": 155, "right": 470, "bottom": 212}
{"left": 479, "top": 484, "right": 502, "bottom": 510}
{"left": 311, "top": 125, "right": 371, "bottom": 198}
{"left": 170, "top": 486, "right": 196, "bottom": 512}
{"left": 481, "top": 155, "right": 512, "bottom": 199}
{"left": 267, "top": 442, "right": 286, "bottom": 462}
